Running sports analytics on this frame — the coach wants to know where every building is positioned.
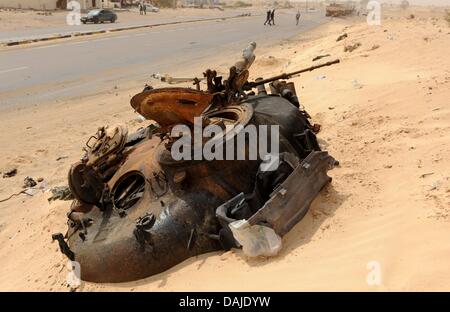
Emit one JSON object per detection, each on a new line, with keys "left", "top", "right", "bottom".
{"left": 0, "top": 0, "right": 118, "bottom": 10}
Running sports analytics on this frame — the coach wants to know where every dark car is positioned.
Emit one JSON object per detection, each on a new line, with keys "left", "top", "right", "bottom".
{"left": 81, "top": 9, "right": 117, "bottom": 24}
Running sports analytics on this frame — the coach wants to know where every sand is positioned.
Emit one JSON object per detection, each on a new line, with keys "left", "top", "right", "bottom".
{"left": 0, "top": 6, "right": 449, "bottom": 291}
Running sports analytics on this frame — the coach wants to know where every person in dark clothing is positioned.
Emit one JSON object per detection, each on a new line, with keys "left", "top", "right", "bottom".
{"left": 139, "top": 3, "right": 143, "bottom": 15}
{"left": 264, "top": 10, "right": 271, "bottom": 25}
{"left": 270, "top": 9, "right": 276, "bottom": 26}
{"left": 296, "top": 10, "right": 301, "bottom": 25}
{"left": 143, "top": 3, "right": 147, "bottom": 15}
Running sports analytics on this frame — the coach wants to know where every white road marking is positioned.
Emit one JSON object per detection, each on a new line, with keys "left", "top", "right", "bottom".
{"left": 113, "top": 35, "right": 131, "bottom": 39}
{"left": 95, "top": 37, "right": 113, "bottom": 42}
{"left": 32, "top": 44, "right": 60, "bottom": 50}
{"left": 221, "top": 28, "right": 237, "bottom": 33}
{"left": 66, "top": 41, "right": 89, "bottom": 46}
{"left": 0, "top": 66, "right": 28, "bottom": 74}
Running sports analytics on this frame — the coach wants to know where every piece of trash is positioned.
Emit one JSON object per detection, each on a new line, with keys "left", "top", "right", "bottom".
{"left": 23, "top": 188, "right": 38, "bottom": 196}
{"left": 312, "top": 54, "right": 331, "bottom": 62}
{"left": 344, "top": 42, "right": 361, "bottom": 52}
{"left": 316, "top": 75, "right": 327, "bottom": 80}
{"left": 420, "top": 172, "right": 434, "bottom": 178}
{"left": 48, "top": 186, "right": 74, "bottom": 203}
{"left": 352, "top": 79, "right": 363, "bottom": 89}
{"left": 2, "top": 168, "right": 17, "bottom": 178}
{"left": 0, "top": 189, "right": 30, "bottom": 203}
{"left": 135, "top": 115, "right": 146, "bottom": 123}
{"left": 328, "top": 106, "right": 335, "bottom": 110}
{"left": 23, "top": 177, "right": 37, "bottom": 188}
{"left": 38, "top": 180, "right": 48, "bottom": 191}
{"left": 37, "top": 177, "right": 44, "bottom": 182}
{"left": 151, "top": 73, "right": 202, "bottom": 85}
{"left": 229, "top": 220, "right": 282, "bottom": 257}
{"left": 56, "top": 156, "right": 68, "bottom": 161}
{"left": 0, "top": 178, "right": 47, "bottom": 203}
{"left": 429, "top": 181, "right": 441, "bottom": 191}
{"left": 371, "top": 44, "right": 380, "bottom": 50}
{"left": 336, "top": 33, "right": 348, "bottom": 42}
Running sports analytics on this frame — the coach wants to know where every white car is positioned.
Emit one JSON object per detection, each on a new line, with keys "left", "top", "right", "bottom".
{"left": 144, "top": 4, "right": 160, "bottom": 12}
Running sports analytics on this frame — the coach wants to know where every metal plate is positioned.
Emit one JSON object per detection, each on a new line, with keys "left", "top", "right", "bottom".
{"left": 130, "top": 88, "right": 213, "bottom": 127}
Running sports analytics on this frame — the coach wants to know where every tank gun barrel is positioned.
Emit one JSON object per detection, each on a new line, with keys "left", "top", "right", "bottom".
{"left": 244, "top": 59, "right": 340, "bottom": 90}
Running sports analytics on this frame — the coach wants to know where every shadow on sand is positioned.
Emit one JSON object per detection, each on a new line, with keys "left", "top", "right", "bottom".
{"left": 104, "top": 183, "right": 348, "bottom": 289}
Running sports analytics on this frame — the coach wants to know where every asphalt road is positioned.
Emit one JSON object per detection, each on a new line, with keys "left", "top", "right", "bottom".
{"left": 0, "top": 10, "right": 247, "bottom": 43}
{"left": 0, "top": 11, "right": 327, "bottom": 109}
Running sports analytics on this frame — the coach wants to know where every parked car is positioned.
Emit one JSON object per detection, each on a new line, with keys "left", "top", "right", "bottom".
{"left": 81, "top": 9, "right": 117, "bottom": 24}
{"left": 144, "top": 4, "right": 160, "bottom": 12}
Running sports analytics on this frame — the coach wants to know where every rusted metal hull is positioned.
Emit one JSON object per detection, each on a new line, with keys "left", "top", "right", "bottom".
{"left": 64, "top": 95, "right": 334, "bottom": 282}
{"left": 58, "top": 44, "right": 341, "bottom": 282}
{"left": 130, "top": 88, "right": 213, "bottom": 128}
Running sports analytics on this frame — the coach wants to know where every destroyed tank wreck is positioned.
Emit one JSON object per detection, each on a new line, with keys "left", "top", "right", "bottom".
{"left": 54, "top": 43, "right": 339, "bottom": 282}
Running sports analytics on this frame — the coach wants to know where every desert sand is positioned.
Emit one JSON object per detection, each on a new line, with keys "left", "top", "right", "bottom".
{"left": 0, "top": 6, "right": 449, "bottom": 291}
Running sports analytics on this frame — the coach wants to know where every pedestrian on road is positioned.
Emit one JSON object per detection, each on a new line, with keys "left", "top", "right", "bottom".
{"left": 264, "top": 9, "right": 271, "bottom": 25}
{"left": 139, "top": 3, "right": 143, "bottom": 15}
{"left": 296, "top": 10, "right": 301, "bottom": 25}
{"left": 143, "top": 3, "right": 147, "bottom": 15}
{"left": 271, "top": 9, "right": 276, "bottom": 26}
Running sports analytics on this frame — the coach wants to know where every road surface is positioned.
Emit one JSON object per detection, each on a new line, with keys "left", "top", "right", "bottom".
{"left": 0, "top": 9, "right": 249, "bottom": 43}
{"left": 0, "top": 11, "right": 327, "bottom": 109}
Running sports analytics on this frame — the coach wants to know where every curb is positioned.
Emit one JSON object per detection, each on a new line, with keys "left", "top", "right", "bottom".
{"left": 1, "top": 14, "right": 252, "bottom": 47}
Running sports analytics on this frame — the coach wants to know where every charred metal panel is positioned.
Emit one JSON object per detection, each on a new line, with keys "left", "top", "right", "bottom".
{"left": 55, "top": 43, "right": 340, "bottom": 282}
{"left": 247, "top": 151, "right": 336, "bottom": 236}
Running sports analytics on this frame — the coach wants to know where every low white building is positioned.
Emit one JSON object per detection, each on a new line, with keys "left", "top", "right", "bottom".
{"left": 0, "top": 0, "right": 118, "bottom": 10}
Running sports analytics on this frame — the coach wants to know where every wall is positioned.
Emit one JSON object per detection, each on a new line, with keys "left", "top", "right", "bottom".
{"left": 0, "top": 0, "right": 57, "bottom": 9}
{"left": 0, "top": 0, "right": 114, "bottom": 10}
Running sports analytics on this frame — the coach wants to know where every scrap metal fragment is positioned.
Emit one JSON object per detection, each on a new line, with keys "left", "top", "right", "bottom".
{"left": 248, "top": 151, "right": 337, "bottom": 236}
{"left": 2, "top": 168, "right": 17, "bottom": 178}
{"left": 48, "top": 186, "right": 74, "bottom": 203}
{"left": 52, "top": 233, "right": 75, "bottom": 261}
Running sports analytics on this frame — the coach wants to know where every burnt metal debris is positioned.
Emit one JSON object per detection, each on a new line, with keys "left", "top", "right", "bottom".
{"left": 55, "top": 42, "right": 340, "bottom": 283}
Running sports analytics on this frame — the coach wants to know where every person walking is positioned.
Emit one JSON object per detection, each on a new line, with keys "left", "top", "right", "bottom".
{"left": 296, "top": 10, "right": 301, "bottom": 25}
{"left": 270, "top": 9, "right": 276, "bottom": 26}
{"left": 143, "top": 2, "right": 147, "bottom": 15}
{"left": 264, "top": 9, "right": 271, "bottom": 25}
{"left": 139, "top": 2, "right": 143, "bottom": 15}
